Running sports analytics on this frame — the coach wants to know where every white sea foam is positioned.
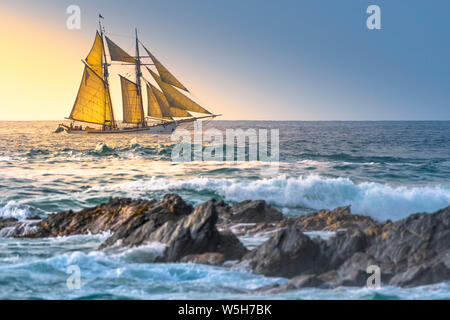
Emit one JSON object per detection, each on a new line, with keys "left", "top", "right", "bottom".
{"left": 113, "top": 241, "right": 167, "bottom": 263}
{"left": 0, "top": 201, "right": 36, "bottom": 220}
{"left": 97, "top": 175, "right": 450, "bottom": 221}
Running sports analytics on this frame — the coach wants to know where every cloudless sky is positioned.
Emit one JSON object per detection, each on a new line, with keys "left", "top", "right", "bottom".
{"left": 0, "top": 0, "right": 449, "bottom": 120}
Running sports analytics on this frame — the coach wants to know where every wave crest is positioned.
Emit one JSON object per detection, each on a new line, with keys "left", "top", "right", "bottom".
{"left": 100, "top": 175, "right": 450, "bottom": 221}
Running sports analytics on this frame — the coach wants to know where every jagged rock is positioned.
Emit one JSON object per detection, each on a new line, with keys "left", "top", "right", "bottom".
{"left": 99, "top": 194, "right": 193, "bottom": 248}
{"left": 219, "top": 205, "right": 381, "bottom": 241}
{"left": 237, "top": 225, "right": 326, "bottom": 278}
{"left": 228, "top": 200, "right": 284, "bottom": 224}
{"left": 389, "top": 250, "right": 450, "bottom": 287}
{"left": 284, "top": 205, "right": 381, "bottom": 233}
{"left": 370, "top": 206, "right": 450, "bottom": 287}
{"left": 245, "top": 205, "right": 450, "bottom": 289}
{"left": 323, "top": 229, "right": 373, "bottom": 269}
{"left": 215, "top": 200, "right": 232, "bottom": 223}
{"left": 331, "top": 252, "right": 381, "bottom": 287}
{"left": 30, "top": 198, "right": 156, "bottom": 237}
{"left": 101, "top": 199, "right": 247, "bottom": 262}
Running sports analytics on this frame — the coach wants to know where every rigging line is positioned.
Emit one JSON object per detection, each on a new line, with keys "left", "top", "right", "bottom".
{"left": 104, "top": 32, "right": 135, "bottom": 39}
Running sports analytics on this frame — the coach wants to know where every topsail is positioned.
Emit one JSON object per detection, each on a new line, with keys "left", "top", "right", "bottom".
{"left": 143, "top": 45, "right": 188, "bottom": 92}
{"left": 105, "top": 36, "right": 136, "bottom": 64}
{"left": 86, "top": 32, "right": 104, "bottom": 78}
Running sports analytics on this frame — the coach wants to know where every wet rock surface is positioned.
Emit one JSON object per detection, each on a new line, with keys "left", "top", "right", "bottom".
{"left": 1, "top": 194, "right": 448, "bottom": 289}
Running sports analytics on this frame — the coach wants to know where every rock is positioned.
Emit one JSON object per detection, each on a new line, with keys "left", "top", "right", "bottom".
{"left": 228, "top": 200, "right": 284, "bottom": 224}
{"left": 286, "top": 205, "right": 381, "bottom": 233}
{"left": 331, "top": 252, "right": 381, "bottom": 287}
{"left": 389, "top": 250, "right": 450, "bottom": 287}
{"left": 181, "top": 253, "right": 225, "bottom": 266}
{"left": 323, "top": 229, "right": 372, "bottom": 269}
{"left": 265, "top": 274, "right": 326, "bottom": 293}
{"left": 237, "top": 225, "right": 326, "bottom": 278}
{"left": 244, "top": 205, "right": 450, "bottom": 289}
{"left": 3, "top": 193, "right": 447, "bottom": 289}
{"left": 369, "top": 206, "right": 450, "bottom": 287}
{"left": 99, "top": 194, "right": 193, "bottom": 248}
{"left": 0, "top": 218, "right": 41, "bottom": 238}
{"left": 30, "top": 198, "right": 156, "bottom": 238}
{"left": 0, "top": 218, "right": 18, "bottom": 230}
{"left": 215, "top": 200, "right": 232, "bottom": 223}
{"left": 219, "top": 205, "right": 381, "bottom": 243}
{"left": 102, "top": 199, "right": 247, "bottom": 263}
{"left": 216, "top": 230, "right": 249, "bottom": 261}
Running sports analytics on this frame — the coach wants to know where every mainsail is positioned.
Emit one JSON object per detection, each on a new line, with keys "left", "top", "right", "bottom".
{"left": 120, "top": 75, "right": 145, "bottom": 123}
{"left": 142, "top": 45, "right": 188, "bottom": 92}
{"left": 147, "top": 68, "right": 211, "bottom": 115}
{"left": 105, "top": 36, "right": 136, "bottom": 64}
{"left": 70, "top": 65, "right": 113, "bottom": 125}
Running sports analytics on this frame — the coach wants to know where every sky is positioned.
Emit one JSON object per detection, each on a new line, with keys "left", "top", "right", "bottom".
{"left": 0, "top": 0, "right": 449, "bottom": 121}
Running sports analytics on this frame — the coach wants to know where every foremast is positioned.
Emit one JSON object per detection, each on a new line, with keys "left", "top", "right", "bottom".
{"left": 99, "top": 16, "right": 116, "bottom": 129}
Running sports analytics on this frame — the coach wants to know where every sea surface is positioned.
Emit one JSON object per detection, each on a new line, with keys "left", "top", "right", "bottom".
{"left": 0, "top": 120, "right": 449, "bottom": 299}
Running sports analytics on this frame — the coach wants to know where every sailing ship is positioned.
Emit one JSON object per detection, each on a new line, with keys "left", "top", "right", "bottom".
{"left": 56, "top": 18, "right": 219, "bottom": 134}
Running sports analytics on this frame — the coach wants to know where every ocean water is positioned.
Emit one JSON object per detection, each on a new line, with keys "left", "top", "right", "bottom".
{"left": 0, "top": 120, "right": 449, "bottom": 299}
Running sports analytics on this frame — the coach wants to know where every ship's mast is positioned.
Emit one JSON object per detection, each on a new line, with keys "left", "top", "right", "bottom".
{"left": 135, "top": 28, "right": 145, "bottom": 126}
{"left": 99, "top": 16, "right": 116, "bottom": 128}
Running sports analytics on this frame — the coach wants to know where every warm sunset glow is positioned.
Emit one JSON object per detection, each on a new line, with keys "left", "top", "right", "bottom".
{"left": 0, "top": 9, "right": 90, "bottom": 120}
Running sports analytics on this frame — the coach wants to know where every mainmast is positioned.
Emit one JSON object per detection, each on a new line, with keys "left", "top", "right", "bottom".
{"left": 99, "top": 15, "right": 116, "bottom": 128}
{"left": 135, "top": 28, "right": 145, "bottom": 126}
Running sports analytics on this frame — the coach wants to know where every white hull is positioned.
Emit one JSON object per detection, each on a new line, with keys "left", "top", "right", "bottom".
{"left": 63, "top": 122, "right": 177, "bottom": 134}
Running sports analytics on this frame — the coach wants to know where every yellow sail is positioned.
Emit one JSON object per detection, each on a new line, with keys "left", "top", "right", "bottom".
{"left": 143, "top": 45, "right": 188, "bottom": 92}
{"left": 105, "top": 36, "right": 136, "bottom": 64}
{"left": 147, "top": 83, "right": 173, "bottom": 120}
{"left": 69, "top": 66, "right": 113, "bottom": 125}
{"left": 86, "top": 32, "right": 104, "bottom": 78}
{"left": 148, "top": 68, "right": 211, "bottom": 115}
{"left": 169, "top": 106, "right": 191, "bottom": 118}
{"left": 120, "top": 76, "right": 144, "bottom": 123}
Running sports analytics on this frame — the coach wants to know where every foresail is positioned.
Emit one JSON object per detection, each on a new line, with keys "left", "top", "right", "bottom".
{"left": 148, "top": 68, "right": 211, "bottom": 115}
{"left": 147, "top": 83, "right": 173, "bottom": 120}
{"left": 143, "top": 45, "right": 188, "bottom": 92}
{"left": 86, "top": 32, "right": 104, "bottom": 78}
{"left": 105, "top": 36, "right": 136, "bottom": 64}
{"left": 120, "top": 76, "right": 144, "bottom": 123}
{"left": 70, "top": 66, "right": 113, "bottom": 125}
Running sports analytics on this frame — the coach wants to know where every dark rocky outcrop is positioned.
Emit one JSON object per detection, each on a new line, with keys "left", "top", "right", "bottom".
{"left": 30, "top": 198, "right": 160, "bottom": 237}
{"left": 98, "top": 194, "right": 193, "bottom": 248}
{"left": 101, "top": 199, "right": 247, "bottom": 263}
{"left": 245, "top": 205, "right": 450, "bottom": 290}
{"left": 228, "top": 200, "right": 284, "bottom": 224}
{"left": 1, "top": 193, "right": 448, "bottom": 289}
{"left": 237, "top": 225, "right": 327, "bottom": 278}
{"left": 284, "top": 205, "right": 381, "bottom": 233}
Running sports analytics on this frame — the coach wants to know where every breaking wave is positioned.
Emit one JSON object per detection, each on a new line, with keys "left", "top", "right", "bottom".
{"left": 98, "top": 175, "right": 450, "bottom": 221}
{"left": 0, "top": 201, "right": 44, "bottom": 220}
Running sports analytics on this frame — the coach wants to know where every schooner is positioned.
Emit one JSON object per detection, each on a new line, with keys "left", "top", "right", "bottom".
{"left": 57, "top": 18, "right": 219, "bottom": 134}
